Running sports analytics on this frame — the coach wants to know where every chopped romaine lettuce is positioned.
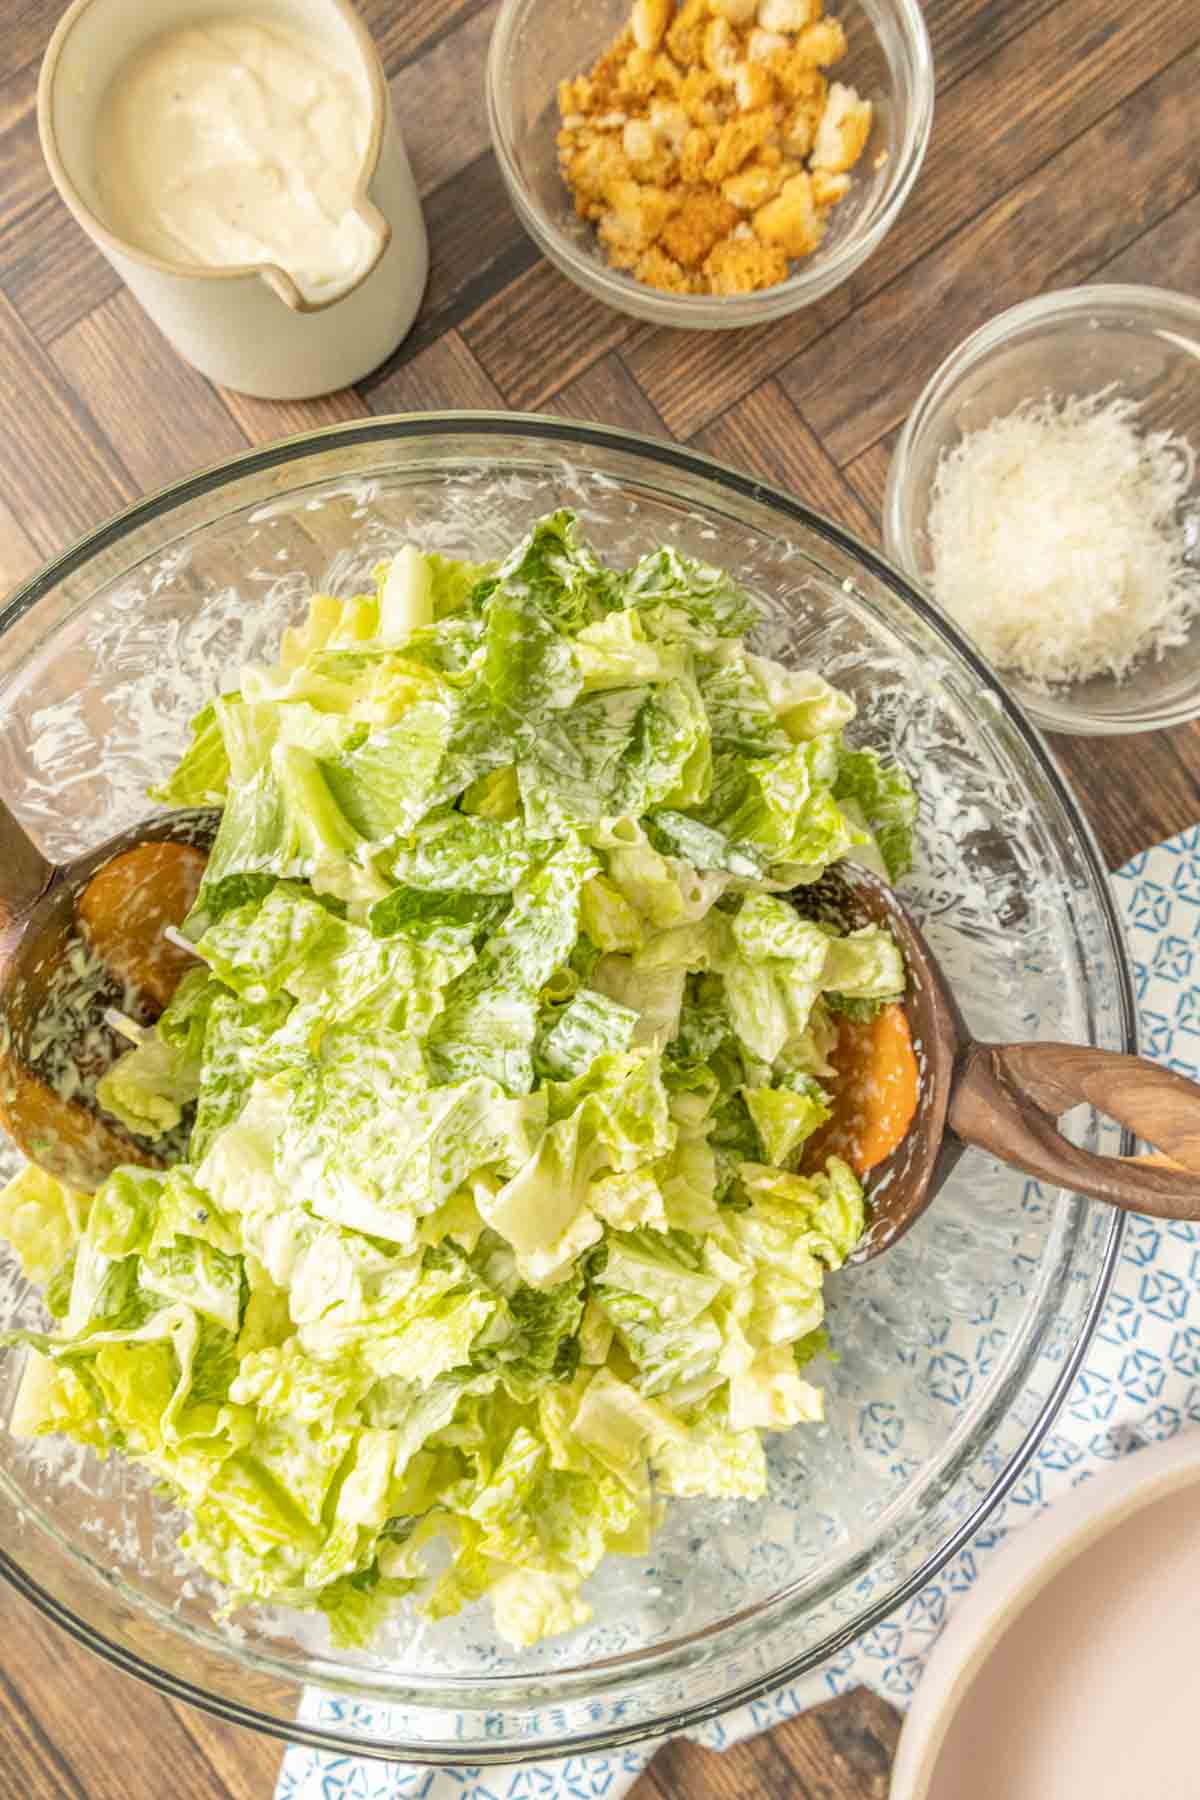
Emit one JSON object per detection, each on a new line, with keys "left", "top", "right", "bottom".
{"left": 0, "top": 512, "right": 915, "bottom": 1654}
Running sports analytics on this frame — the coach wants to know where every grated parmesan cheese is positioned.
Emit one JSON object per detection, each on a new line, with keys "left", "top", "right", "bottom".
{"left": 926, "top": 389, "right": 1200, "bottom": 689}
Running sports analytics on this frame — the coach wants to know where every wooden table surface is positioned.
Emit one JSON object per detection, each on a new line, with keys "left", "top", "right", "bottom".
{"left": 1, "top": 0, "right": 1198, "bottom": 1794}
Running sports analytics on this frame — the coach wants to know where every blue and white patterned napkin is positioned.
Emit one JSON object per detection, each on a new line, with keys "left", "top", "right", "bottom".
{"left": 276, "top": 827, "right": 1200, "bottom": 1800}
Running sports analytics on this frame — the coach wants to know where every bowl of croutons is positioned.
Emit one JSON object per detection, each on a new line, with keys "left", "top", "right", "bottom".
{"left": 487, "top": 0, "right": 933, "bottom": 325}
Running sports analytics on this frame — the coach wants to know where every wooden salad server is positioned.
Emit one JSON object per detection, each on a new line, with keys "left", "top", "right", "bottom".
{"left": 798, "top": 863, "right": 1200, "bottom": 1262}
{"left": 0, "top": 795, "right": 217, "bottom": 1192}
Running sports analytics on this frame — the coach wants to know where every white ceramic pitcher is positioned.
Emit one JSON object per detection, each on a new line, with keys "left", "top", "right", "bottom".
{"left": 38, "top": 0, "right": 429, "bottom": 399}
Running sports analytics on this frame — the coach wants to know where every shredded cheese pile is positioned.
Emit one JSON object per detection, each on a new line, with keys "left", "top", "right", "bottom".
{"left": 926, "top": 390, "right": 1200, "bottom": 689}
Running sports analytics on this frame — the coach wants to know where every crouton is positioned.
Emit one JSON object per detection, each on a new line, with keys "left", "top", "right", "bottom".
{"left": 702, "top": 16, "right": 740, "bottom": 83}
{"left": 567, "top": 135, "right": 632, "bottom": 205}
{"left": 768, "top": 48, "right": 829, "bottom": 101}
{"left": 793, "top": 17, "right": 848, "bottom": 66}
{"left": 623, "top": 117, "right": 680, "bottom": 183}
{"left": 666, "top": 0, "right": 709, "bottom": 63}
{"left": 705, "top": 107, "right": 776, "bottom": 182}
{"left": 722, "top": 159, "right": 786, "bottom": 210}
{"left": 734, "top": 60, "right": 775, "bottom": 110}
{"left": 779, "top": 98, "right": 822, "bottom": 156}
{"left": 757, "top": 0, "right": 821, "bottom": 28}
{"left": 811, "top": 168, "right": 851, "bottom": 205}
{"left": 617, "top": 47, "right": 660, "bottom": 100}
{"left": 636, "top": 244, "right": 697, "bottom": 293}
{"left": 650, "top": 98, "right": 690, "bottom": 154}
{"left": 703, "top": 236, "right": 790, "bottom": 292}
{"left": 712, "top": 0, "right": 758, "bottom": 21}
{"left": 632, "top": 0, "right": 673, "bottom": 52}
{"left": 599, "top": 179, "right": 680, "bottom": 259}
{"left": 680, "top": 66, "right": 722, "bottom": 125}
{"left": 747, "top": 26, "right": 788, "bottom": 60}
{"left": 753, "top": 170, "right": 825, "bottom": 255}
{"left": 811, "top": 81, "right": 872, "bottom": 171}
{"left": 660, "top": 187, "right": 740, "bottom": 266}
{"left": 558, "top": 75, "right": 594, "bottom": 116}
{"left": 680, "top": 124, "right": 715, "bottom": 183}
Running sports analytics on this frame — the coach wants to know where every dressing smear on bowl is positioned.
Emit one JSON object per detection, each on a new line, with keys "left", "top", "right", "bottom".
{"left": 926, "top": 390, "right": 1200, "bottom": 690}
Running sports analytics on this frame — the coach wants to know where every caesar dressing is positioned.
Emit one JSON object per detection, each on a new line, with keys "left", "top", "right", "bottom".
{"left": 94, "top": 14, "right": 377, "bottom": 302}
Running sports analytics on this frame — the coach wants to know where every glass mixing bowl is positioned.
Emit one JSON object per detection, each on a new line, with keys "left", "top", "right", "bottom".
{"left": 0, "top": 417, "right": 1126, "bottom": 1762}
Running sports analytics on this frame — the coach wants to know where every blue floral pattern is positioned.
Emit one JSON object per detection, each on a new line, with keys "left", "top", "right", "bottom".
{"left": 277, "top": 829, "right": 1200, "bottom": 1798}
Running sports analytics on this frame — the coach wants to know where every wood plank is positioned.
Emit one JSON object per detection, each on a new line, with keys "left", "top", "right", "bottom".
{"left": 361, "top": 150, "right": 537, "bottom": 389}
{"left": 543, "top": 350, "right": 668, "bottom": 437}
{"left": 843, "top": 436, "right": 896, "bottom": 531}
{"left": 0, "top": 1586, "right": 229, "bottom": 1800}
{"left": 358, "top": 0, "right": 491, "bottom": 75}
{"left": 392, "top": 1, "right": 499, "bottom": 200}
{"left": 0, "top": 492, "right": 42, "bottom": 593}
{"left": 1, "top": 195, "right": 121, "bottom": 344}
{"left": 0, "top": 69, "right": 49, "bottom": 246}
{"left": 691, "top": 380, "right": 878, "bottom": 543}
{"left": 1092, "top": 189, "right": 1200, "bottom": 291}
{"left": 368, "top": 328, "right": 504, "bottom": 412}
{"left": 927, "top": 0, "right": 1062, "bottom": 92}
{"left": 0, "top": 289, "right": 134, "bottom": 555}
{"left": 841, "top": 0, "right": 1200, "bottom": 315}
{"left": 169, "top": 1706, "right": 291, "bottom": 1800}
{"left": 1048, "top": 725, "right": 1200, "bottom": 873}
{"left": 50, "top": 290, "right": 248, "bottom": 493}
{"left": 219, "top": 385, "right": 367, "bottom": 449}
{"left": 779, "top": 43, "right": 1200, "bottom": 465}
{"left": 462, "top": 257, "right": 639, "bottom": 412}
{"left": 645, "top": 1690, "right": 903, "bottom": 1800}
{"left": 622, "top": 290, "right": 851, "bottom": 445}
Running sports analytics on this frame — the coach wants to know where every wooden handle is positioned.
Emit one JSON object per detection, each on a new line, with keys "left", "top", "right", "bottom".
{"left": 0, "top": 796, "right": 53, "bottom": 938}
{"left": 950, "top": 1042, "right": 1200, "bottom": 1220}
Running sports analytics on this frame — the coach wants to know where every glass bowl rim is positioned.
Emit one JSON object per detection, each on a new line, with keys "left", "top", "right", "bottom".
{"left": 484, "top": 0, "right": 935, "bottom": 328}
{"left": 0, "top": 412, "right": 1128, "bottom": 1758}
{"left": 882, "top": 282, "right": 1200, "bottom": 737}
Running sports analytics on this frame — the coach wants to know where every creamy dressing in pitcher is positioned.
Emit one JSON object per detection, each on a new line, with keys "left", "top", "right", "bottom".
{"left": 94, "top": 15, "right": 377, "bottom": 302}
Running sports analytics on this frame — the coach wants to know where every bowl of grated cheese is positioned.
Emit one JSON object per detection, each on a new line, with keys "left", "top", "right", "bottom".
{"left": 883, "top": 285, "right": 1200, "bottom": 735}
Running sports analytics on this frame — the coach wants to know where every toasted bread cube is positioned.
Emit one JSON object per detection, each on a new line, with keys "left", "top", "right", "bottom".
{"left": 712, "top": 0, "right": 758, "bottom": 21}
{"left": 568, "top": 135, "right": 633, "bottom": 204}
{"left": 703, "top": 235, "right": 789, "bottom": 292}
{"left": 793, "top": 17, "right": 848, "bottom": 65}
{"left": 590, "top": 29, "right": 637, "bottom": 105}
{"left": 623, "top": 118, "right": 679, "bottom": 183}
{"left": 667, "top": 0, "right": 708, "bottom": 63}
{"left": 680, "top": 66, "right": 722, "bottom": 123}
{"left": 811, "top": 167, "right": 851, "bottom": 205}
{"left": 722, "top": 159, "right": 786, "bottom": 209}
{"left": 768, "top": 47, "right": 828, "bottom": 101}
{"left": 705, "top": 107, "right": 776, "bottom": 182}
{"left": 812, "top": 81, "right": 872, "bottom": 171}
{"left": 747, "top": 25, "right": 788, "bottom": 60}
{"left": 780, "top": 98, "right": 822, "bottom": 156}
{"left": 600, "top": 179, "right": 680, "bottom": 260}
{"left": 558, "top": 75, "right": 594, "bottom": 116}
{"left": 734, "top": 60, "right": 775, "bottom": 110}
{"left": 651, "top": 52, "right": 684, "bottom": 95}
{"left": 632, "top": 0, "right": 673, "bottom": 52}
{"left": 617, "top": 47, "right": 660, "bottom": 99}
{"left": 680, "top": 124, "right": 714, "bottom": 182}
{"left": 650, "top": 98, "right": 690, "bottom": 154}
{"left": 753, "top": 170, "right": 824, "bottom": 255}
{"left": 636, "top": 244, "right": 696, "bottom": 293}
{"left": 757, "top": 0, "right": 820, "bottom": 27}
{"left": 660, "top": 187, "right": 741, "bottom": 266}
{"left": 702, "top": 15, "right": 741, "bottom": 82}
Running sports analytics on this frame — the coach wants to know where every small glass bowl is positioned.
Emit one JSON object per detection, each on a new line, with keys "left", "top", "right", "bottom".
{"left": 485, "top": 0, "right": 933, "bottom": 329}
{"left": 884, "top": 286, "right": 1200, "bottom": 737}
